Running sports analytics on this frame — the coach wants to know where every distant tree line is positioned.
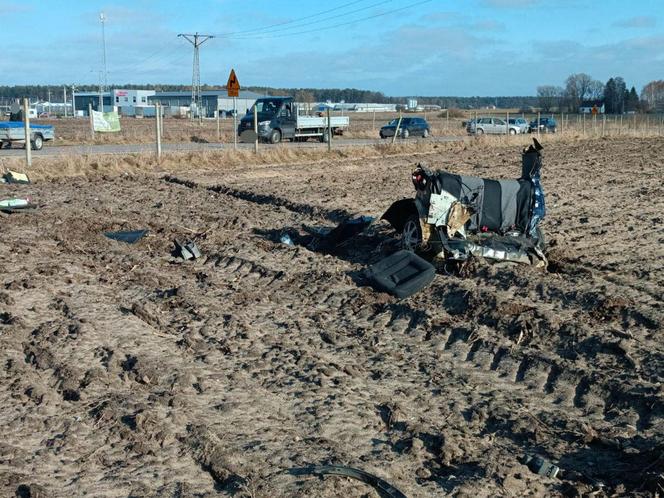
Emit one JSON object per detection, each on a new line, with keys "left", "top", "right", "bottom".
{"left": 3, "top": 81, "right": 661, "bottom": 112}
{"left": 536, "top": 74, "right": 658, "bottom": 114}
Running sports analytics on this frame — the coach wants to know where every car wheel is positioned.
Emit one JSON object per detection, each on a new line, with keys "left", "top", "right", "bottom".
{"left": 509, "top": 128, "right": 517, "bottom": 135}
{"left": 422, "top": 129, "right": 429, "bottom": 138}
{"left": 379, "top": 132, "right": 385, "bottom": 139}
{"left": 269, "top": 129, "right": 281, "bottom": 144}
{"left": 401, "top": 128, "right": 409, "bottom": 139}
{"left": 31, "top": 135, "right": 43, "bottom": 150}
{"left": 321, "top": 129, "right": 330, "bottom": 143}
{"left": 401, "top": 215, "right": 422, "bottom": 252}
{"left": 476, "top": 128, "right": 484, "bottom": 135}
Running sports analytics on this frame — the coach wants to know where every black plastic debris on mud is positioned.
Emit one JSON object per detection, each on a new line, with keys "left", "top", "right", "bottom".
{"left": 103, "top": 230, "right": 148, "bottom": 244}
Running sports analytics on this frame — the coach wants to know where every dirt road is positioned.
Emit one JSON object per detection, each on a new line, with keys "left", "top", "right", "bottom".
{"left": 0, "top": 137, "right": 662, "bottom": 497}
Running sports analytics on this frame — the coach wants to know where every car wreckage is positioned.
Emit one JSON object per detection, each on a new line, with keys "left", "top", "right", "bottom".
{"left": 382, "top": 139, "right": 547, "bottom": 267}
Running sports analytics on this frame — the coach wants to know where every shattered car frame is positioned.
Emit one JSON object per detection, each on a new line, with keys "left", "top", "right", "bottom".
{"left": 382, "top": 139, "right": 547, "bottom": 266}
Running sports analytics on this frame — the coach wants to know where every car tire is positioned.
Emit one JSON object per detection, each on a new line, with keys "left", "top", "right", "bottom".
{"left": 401, "top": 214, "right": 422, "bottom": 252}
{"left": 509, "top": 128, "right": 517, "bottom": 135}
{"left": 321, "top": 129, "right": 330, "bottom": 143}
{"left": 401, "top": 128, "right": 409, "bottom": 139}
{"left": 269, "top": 129, "right": 281, "bottom": 144}
{"left": 422, "top": 129, "right": 429, "bottom": 138}
{"left": 476, "top": 128, "right": 484, "bottom": 135}
{"left": 31, "top": 134, "right": 43, "bottom": 150}
{"left": 380, "top": 132, "right": 385, "bottom": 139}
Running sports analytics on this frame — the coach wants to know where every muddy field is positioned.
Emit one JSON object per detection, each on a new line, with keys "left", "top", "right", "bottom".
{"left": 0, "top": 137, "right": 662, "bottom": 497}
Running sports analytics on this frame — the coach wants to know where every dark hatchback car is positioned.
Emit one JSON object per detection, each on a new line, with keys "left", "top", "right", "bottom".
{"left": 380, "top": 117, "right": 430, "bottom": 139}
{"left": 529, "top": 117, "right": 557, "bottom": 133}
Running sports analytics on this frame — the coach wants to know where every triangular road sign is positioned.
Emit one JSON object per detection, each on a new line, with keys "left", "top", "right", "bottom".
{"left": 227, "top": 69, "right": 240, "bottom": 97}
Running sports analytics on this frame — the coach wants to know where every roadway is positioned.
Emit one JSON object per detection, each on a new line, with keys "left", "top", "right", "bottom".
{"left": 0, "top": 136, "right": 465, "bottom": 158}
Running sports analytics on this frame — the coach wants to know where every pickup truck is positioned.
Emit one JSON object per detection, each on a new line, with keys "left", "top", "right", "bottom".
{"left": 0, "top": 122, "right": 54, "bottom": 150}
{"left": 238, "top": 97, "right": 349, "bottom": 143}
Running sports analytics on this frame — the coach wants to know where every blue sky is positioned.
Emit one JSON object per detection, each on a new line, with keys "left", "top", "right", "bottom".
{"left": 0, "top": 0, "right": 662, "bottom": 96}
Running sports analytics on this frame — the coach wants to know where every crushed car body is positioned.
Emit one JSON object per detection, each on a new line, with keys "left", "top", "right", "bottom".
{"left": 382, "top": 139, "right": 547, "bottom": 266}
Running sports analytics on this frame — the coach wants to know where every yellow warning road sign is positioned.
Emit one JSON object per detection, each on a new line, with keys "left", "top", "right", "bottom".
{"left": 227, "top": 69, "right": 240, "bottom": 97}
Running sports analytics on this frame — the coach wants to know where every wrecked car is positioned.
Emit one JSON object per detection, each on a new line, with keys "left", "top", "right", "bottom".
{"left": 382, "top": 139, "right": 547, "bottom": 266}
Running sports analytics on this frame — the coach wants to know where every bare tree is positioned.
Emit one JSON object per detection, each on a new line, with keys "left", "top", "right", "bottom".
{"left": 641, "top": 80, "right": 664, "bottom": 111}
{"left": 587, "top": 80, "right": 605, "bottom": 100}
{"left": 537, "top": 85, "right": 563, "bottom": 112}
{"left": 564, "top": 73, "right": 605, "bottom": 111}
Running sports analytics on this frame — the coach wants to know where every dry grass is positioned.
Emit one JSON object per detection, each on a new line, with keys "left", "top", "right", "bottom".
{"left": 3, "top": 131, "right": 656, "bottom": 182}
{"left": 0, "top": 140, "right": 465, "bottom": 181}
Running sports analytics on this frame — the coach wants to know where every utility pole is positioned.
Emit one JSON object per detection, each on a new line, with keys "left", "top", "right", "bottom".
{"left": 178, "top": 33, "right": 214, "bottom": 121}
{"left": 100, "top": 12, "right": 108, "bottom": 92}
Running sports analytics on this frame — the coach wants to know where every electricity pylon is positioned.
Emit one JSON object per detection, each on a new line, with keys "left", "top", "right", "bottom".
{"left": 178, "top": 33, "right": 214, "bottom": 120}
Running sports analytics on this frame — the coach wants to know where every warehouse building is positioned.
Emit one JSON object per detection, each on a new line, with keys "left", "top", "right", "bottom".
{"left": 73, "top": 91, "right": 113, "bottom": 114}
{"left": 148, "top": 90, "right": 264, "bottom": 118}
{"left": 73, "top": 88, "right": 266, "bottom": 118}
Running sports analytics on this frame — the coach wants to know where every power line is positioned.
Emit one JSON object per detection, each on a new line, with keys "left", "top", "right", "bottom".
{"left": 221, "top": 0, "right": 432, "bottom": 40}
{"left": 178, "top": 33, "right": 214, "bottom": 120}
{"left": 212, "top": 0, "right": 370, "bottom": 37}
{"left": 214, "top": 0, "right": 393, "bottom": 38}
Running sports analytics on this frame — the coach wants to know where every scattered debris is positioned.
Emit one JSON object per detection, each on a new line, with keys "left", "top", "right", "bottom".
{"left": 521, "top": 454, "right": 560, "bottom": 479}
{"left": 289, "top": 465, "right": 407, "bottom": 498}
{"left": 2, "top": 170, "right": 30, "bottom": 184}
{"left": 172, "top": 239, "right": 201, "bottom": 260}
{"left": 366, "top": 250, "right": 436, "bottom": 298}
{"left": 0, "top": 197, "right": 36, "bottom": 213}
{"left": 280, "top": 233, "right": 294, "bottom": 246}
{"left": 318, "top": 215, "right": 374, "bottom": 250}
{"left": 103, "top": 229, "right": 148, "bottom": 244}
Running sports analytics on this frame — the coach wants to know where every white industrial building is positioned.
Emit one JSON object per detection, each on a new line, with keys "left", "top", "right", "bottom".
{"left": 112, "top": 89, "right": 156, "bottom": 116}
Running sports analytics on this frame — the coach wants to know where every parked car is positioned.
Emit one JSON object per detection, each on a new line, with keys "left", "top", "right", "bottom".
{"left": 529, "top": 117, "right": 557, "bottom": 133}
{"left": 467, "top": 117, "right": 520, "bottom": 135}
{"left": 380, "top": 117, "right": 430, "bottom": 139}
{"left": 509, "top": 117, "right": 529, "bottom": 134}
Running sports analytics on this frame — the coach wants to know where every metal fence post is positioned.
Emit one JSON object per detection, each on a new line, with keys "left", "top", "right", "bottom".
{"left": 88, "top": 103, "right": 94, "bottom": 140}
{"left": 253, "top": 104, "right": 258, "bottom": 154}
{"left": 23, "top": 98, "right": 32, "bottom": 167}
{"left": 582, "top": 113, "right": 586, "bottom": 136}
{"left": 233, "top": 96, "right": 237, "bottom": 150}
{"left": 327, "top": 107, "right": 332, "bottom": 152}
{"left": 392, "top": 111, "right": 402, "bottom": 144}
{"left": 602, "top": 114, "right": 606, "bottom": 136}
{"left": 216, "top": 101, "right": 220, "bottom": 141}
{"left": 155, "top": 103, "right": 162, "bottom": 161}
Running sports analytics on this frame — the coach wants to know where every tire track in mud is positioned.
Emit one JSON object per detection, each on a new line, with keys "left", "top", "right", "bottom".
{"left": 179, "top": 234, "right": 662, "bottom": 437}
{"left": 157, "top": 174, "right": 662, "bottom": 434}
{"left": 163, "top": 174, "right": 354, "bottom": 222}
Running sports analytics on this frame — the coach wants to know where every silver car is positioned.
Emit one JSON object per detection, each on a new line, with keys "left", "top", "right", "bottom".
{"left": 467, "top": 117, "right": 520, "bottom": 135}
{"left": 509, "top": 117, "right": 529, "bottom": 134}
